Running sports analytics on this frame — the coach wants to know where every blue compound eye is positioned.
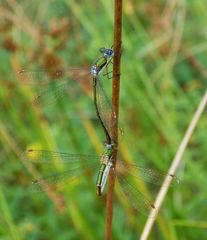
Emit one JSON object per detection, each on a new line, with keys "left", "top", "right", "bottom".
{"left": 107, "top": 49, "right": 113, "bottom": 56}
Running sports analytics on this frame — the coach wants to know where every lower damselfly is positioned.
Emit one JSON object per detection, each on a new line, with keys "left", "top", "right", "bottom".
{"left": 21, "top": 146, "right": 179, "bottom": 217}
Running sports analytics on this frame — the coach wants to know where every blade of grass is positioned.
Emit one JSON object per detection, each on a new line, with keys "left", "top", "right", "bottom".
{"left": 140, "top": 90, "right": 207, "bottom": 240}
{"left": 0, "top": 185, "right": 21, "bottom": 240}
{"left": 172, "top": 220, "right": 207, "bottom": 229}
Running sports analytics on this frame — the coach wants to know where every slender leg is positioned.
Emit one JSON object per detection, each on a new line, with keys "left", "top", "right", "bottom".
{"left": 106, "top": 64, "right": 111, "bottom": 79}
{"left": 102, "top": 58, "right": 114, "bottom": 79}
{"left": 103, "top": 70, "right": 113, "bottom": 79}
{"left": 103, "top": 62, "right": 121, "bottom": 80}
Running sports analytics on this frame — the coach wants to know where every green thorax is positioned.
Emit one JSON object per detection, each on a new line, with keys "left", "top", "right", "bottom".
{"left": 94, "top": 56, "right": 107, "bottom": 73}
{"left": 100, "top": 147, "right": 113, "bottom": 165}
{"left": 103, "top": 147, "right": 112, "bottom": 157}
{"left": 96, "top": 146, "right": 113, "bottom": 196}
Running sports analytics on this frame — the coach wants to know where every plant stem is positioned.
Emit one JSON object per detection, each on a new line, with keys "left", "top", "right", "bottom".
{"left": 105, "top": 0, "right": 122, "bottom": 239}
{"left": 140, "top": 90, "right": 207, "bottom": 240}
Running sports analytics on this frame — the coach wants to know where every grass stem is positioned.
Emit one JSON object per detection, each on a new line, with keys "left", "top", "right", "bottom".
{"left": 140, "top": 90, "right": 207, "bottom": 240}
{"left": 105, "top": 0, "right": 122, "bottom": 239}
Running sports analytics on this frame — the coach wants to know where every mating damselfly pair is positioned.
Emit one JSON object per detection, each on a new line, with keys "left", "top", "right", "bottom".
{"left": 19, "top": 47, "right": 179, "bottom": 217}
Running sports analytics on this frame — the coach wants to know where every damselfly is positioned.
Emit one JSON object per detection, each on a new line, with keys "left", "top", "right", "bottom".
{"left": 21, "top": 146, "right": 179, "bottom": 217}
{"left": 17, "top": 47, "right": 118, "bottom": 134}
{"left": 17, "top": 46, "right": 122, "bottom": 139}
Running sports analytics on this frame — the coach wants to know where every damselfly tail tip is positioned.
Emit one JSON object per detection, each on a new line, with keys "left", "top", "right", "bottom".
{"left": 96, "top": 186, "right": 102, "bottom": 197}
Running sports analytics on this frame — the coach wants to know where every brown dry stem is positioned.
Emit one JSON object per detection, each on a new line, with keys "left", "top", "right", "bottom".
{"left": 105, "top": 0, "right": 122, "bottom": 239}
{"left": 140, "top": 90, "right": 207, "bottom": 240}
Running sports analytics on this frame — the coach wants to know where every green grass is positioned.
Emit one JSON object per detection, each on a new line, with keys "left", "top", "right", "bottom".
{"left": 0, "top": 0, "right": 207, "bottom": 239}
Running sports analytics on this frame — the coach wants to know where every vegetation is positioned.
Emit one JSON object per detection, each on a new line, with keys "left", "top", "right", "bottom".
{"left": 0, "top": 0, "right": 207, "bottom": 239}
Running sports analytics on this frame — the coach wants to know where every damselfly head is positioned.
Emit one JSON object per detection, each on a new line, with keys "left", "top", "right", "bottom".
{"left": 105, "top": 48, "right": 113, "bottom": 57}
{"left": 99, "top": 47, "right": 114, "bottom": 58}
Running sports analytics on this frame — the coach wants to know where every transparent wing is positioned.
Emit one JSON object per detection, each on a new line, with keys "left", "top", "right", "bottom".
{"left": 95, "top": 76, "right": 124, "bottom": 140}
{"left": 116, "top": 160, "right": 179, "bottom": 187}
{"left": 21, "top": 149, "right": 100, "bottom": 192}
{"left": 116, "top": 177, "right": 157, "bottom": 217}
{"left": 115, "top": 161, "right": 179, "bottom": 216}
{"left": 27, "top": 165, "right": 99, "bottom": 193}
{"left": 21, "top": 149, "right": 100, "bottom": 163}
{"left": 16, "top": 68, "right": 91, "bottom": 106}
{"left": 95, "top": 76, "right": 112, "bottom": 137}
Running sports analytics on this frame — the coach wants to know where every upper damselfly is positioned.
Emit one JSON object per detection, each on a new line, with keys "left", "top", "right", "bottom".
{"left": 17, "top": 47, "right": 119, "bottom": 138}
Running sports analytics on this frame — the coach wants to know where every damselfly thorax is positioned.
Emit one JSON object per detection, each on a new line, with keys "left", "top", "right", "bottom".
{"left": 90, "top": 47, "right": 114, "bottom": 77}
{"left": 96, "top": 143, "right": 114, "bottom": 196}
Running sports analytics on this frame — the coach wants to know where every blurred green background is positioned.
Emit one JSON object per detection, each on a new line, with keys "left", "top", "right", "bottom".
{"left": 0, "top": 0, "right": 207, "bottom": 239}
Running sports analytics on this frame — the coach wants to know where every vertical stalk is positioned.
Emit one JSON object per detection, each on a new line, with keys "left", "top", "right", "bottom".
{"left": 105, "top": 0, "right": 122, "bottom": 239}
{"left": 140, "top": 90, "right": 207, "bottom": 240}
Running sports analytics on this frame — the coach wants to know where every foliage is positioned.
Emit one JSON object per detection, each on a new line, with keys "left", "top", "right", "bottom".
{"left": 0, "top": 0, "right": 207, "bottom": 239}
